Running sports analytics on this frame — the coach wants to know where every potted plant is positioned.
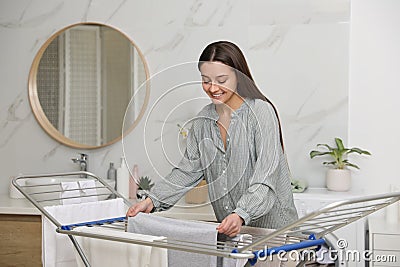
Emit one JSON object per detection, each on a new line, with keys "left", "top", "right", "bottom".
{"left": 310, "top": 137, "right": 371, "bottom": 191}
{"left": 136, "top": 176, "right": 154, "bottom": 200}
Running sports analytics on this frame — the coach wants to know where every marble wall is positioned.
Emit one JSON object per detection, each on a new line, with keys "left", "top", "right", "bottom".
{"left": 0, "top": 0, "right": 349, "bottom": 194}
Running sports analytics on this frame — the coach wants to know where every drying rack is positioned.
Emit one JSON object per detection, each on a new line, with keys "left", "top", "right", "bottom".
{"left": 13, "top": 172, "right": 400, "bottom": 267}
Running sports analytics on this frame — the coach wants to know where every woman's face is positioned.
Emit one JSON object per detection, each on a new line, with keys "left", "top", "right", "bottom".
{"left": 199, "top": 61, "right": 238, "bottom": 106}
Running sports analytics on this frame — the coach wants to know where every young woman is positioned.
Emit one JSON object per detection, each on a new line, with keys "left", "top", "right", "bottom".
{"left": 127, "top": 41, "right": 298, "bottom": 237}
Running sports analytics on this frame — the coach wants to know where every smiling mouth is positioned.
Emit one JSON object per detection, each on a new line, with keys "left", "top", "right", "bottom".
{"left": 211, "top": 92, "right": 224, "bottom": 98}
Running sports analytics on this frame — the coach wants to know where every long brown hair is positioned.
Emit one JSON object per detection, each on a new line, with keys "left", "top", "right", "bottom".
{"left": 198, "top": 41, "right": 284, "bottom": 149}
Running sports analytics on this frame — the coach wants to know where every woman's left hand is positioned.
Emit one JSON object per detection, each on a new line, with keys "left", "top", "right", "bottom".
{"left": 216, "top": 213, "right": 244, "bottom": 237}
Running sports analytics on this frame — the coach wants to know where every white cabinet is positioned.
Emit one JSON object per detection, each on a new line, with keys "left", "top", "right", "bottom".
{"left": 368, "top": 218, "right": 400, "bottom": 267}
{"left": 293, "top": 188, "right": 366, "bottom": 267}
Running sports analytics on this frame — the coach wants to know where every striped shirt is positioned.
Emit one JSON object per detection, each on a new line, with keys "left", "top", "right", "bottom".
{"left": 149, "top": 98, "right": 298, "bottom": 229}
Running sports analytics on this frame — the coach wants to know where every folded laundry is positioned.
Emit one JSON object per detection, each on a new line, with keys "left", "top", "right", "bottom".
{"left": 61, "top": 181, "right": 81, "bottom": 205}
{"left": 78, "top": 180, "right": 98, "bottom": 203}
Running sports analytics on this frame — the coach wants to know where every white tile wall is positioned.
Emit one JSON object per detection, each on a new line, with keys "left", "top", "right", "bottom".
{"left": 0, "top": 0, "right": 349, "bottom": 193}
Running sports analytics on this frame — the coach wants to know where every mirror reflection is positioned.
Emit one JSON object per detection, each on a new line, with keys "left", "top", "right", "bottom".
{"left": 29, "top": 23, "right": 149, "bottom": 148}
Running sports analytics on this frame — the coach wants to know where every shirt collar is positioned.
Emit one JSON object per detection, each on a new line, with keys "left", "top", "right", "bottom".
{"left": 208, "top": 97, "right": 254, "bottom": 121}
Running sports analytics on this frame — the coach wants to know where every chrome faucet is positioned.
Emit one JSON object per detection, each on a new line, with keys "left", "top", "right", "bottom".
{"left": 72, "top": 153, "right": 88, "bottom": 177}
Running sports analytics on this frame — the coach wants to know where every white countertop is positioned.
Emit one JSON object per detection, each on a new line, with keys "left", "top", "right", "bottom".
{"left": 0, "top": 194, "right": 41, "bottom": 215}
{"left": 0, "top": 193, "right": 216, "bottom": 220}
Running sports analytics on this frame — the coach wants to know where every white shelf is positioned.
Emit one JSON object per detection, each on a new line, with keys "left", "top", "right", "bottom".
{"left": 293, "top": 187, "right": 365, "bottom": 199}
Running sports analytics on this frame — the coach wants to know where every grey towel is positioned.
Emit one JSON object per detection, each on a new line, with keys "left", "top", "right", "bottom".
{"left": 128, "top": 213, "right": 217, "bottom": 267}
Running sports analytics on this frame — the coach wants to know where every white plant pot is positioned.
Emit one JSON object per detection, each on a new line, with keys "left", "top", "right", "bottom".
{"left": 326, "top": 169, "right": 351, "bottom": 192}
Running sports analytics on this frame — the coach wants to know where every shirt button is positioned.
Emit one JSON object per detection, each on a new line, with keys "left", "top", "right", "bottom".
{"left": 226, "top": 138, "right": 230, "bottom": 142}
{"left": 223, "top": 187, "right": 227, "bottom": 191}
{"left": 224, "top": 206, "right": 229, "bottom": 210}
{"left": 222, "top": 170, "right": 226, "bottom": 174}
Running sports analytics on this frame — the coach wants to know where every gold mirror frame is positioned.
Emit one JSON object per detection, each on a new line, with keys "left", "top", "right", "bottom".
{"left": 28, "top": 22, "right": 150, "bottom": 149}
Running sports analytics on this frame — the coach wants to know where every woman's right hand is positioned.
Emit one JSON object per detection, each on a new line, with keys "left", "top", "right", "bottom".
{"left": 126, "top": 197, "right": 154, "bottom": 217}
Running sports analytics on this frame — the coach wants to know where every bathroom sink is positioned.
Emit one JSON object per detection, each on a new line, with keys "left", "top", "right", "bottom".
{"left": 24, "top": 177, "right": 116, "bottom": 203}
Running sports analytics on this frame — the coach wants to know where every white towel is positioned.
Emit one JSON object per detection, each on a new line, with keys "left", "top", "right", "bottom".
{"left": 42, "top": 198, "right": 126, "bottom": 267}
{"left": 78, "top": 180, "right": 98, "bottom": 203}
{"left": 74, "top": 227, "right": 168, "bottom": 267}
{"left": 60, "top": 182, "right": 81, "bottom": 205}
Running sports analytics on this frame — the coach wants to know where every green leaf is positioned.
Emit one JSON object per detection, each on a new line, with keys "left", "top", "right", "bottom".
{"left": 335, "top": 138, "right": 345, "bottom": 151}
{"left": 310, "top": 150, "right": 333, "bottom": 159}
{"left": 344, "top": 162, "right": 360, "bottom": 169}
{"left": 138, "top": 176, "right": 155, "bottom": 190}
{"left": 323, "top": 161, "right": 337, "bottom": 166}
{"left": 316, "top": 144, "right": 334, "bottom": 150}
{"left": 347, "top": 148, "right": 371, "bottom": 155}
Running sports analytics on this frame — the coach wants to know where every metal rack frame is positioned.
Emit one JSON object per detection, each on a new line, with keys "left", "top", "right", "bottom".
{"left": 13, "top": 172, "right": 400, "bottom": 267}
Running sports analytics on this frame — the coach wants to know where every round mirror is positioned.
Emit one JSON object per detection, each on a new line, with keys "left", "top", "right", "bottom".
{"left": 28, "top": 23, "right": 149, "bottom": 149}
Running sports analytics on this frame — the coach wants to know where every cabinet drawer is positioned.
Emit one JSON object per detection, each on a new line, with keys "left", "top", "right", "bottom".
{"left": 372, "top": 250, "right": 400, "bottom": 266}
{"left": 373, "top": 234, "right": 400, "bottom": 250}
{"left": 0, "top": 214, "right": 42, "bottom": 266}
